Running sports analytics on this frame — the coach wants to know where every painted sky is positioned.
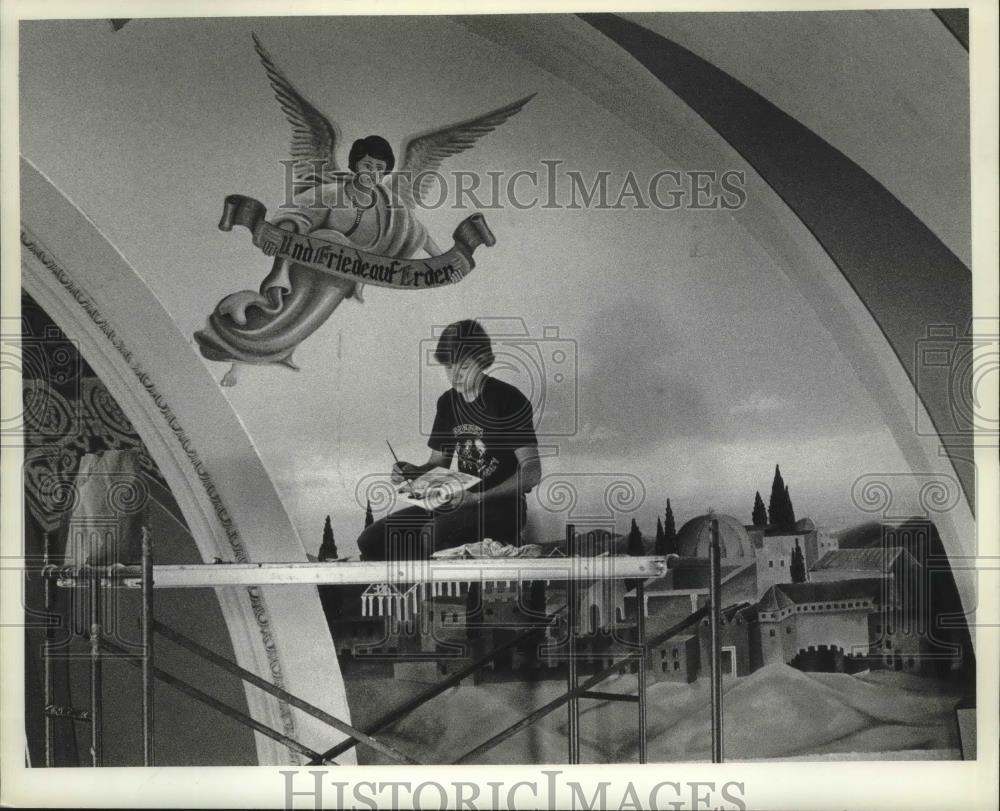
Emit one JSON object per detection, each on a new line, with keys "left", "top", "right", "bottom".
{"left": 18, "top": 15, "right": 949, "bottom": 557}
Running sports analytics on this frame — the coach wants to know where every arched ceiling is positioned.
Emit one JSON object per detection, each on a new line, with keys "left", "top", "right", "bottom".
{"left": 576, "top": 12, "right": 972, "bottom": 510}
{"left": 626, "top": 10, "right": 970, "bottom": 267}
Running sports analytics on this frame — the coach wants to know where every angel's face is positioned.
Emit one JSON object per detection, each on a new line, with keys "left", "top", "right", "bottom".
{"left": 354, "top": 155, "right": 388, "bottom": 188}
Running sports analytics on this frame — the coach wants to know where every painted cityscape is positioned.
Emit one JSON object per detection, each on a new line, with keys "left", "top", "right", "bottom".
{"left": 315, "top": 478, "right": 973, "bottom": 763}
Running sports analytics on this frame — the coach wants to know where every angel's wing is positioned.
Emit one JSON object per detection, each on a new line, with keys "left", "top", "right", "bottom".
{"left": 395, "top": 93, "right": 535, "bottom": 207}
{"left": 252, "top": 33, "right": 342, "bottom": 187}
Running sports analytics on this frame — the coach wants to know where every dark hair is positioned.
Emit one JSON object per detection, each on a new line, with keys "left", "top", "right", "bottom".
{"left": 348, "top": 135, "right": 395, "bottom": 173}
{"left": 434, "top": 319, "right": 495, "bottom": 368}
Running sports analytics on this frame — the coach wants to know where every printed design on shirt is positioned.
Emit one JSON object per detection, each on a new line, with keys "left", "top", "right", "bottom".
{"left": 453, "top": 423, "right": 499, "bottom": 481}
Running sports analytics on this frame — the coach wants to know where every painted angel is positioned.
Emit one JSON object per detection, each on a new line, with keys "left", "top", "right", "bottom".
{"left": 194, "top": 34, "right": 533, "bottom": 386}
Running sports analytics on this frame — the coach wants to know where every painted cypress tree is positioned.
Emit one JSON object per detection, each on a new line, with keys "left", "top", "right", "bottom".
{"left": 768, "top": 465, "right": 787, "bottom": 528}
{"left": 752, "top": 491, "right": 768, "bottom": 527}
{"left": 655, "top": 517, "right": 665, "bottom": 555}
{"left": 364, "top": 499, "right": 374, "bottom": 528}
{"left": 664, "top": 499, "right": 677, "bottom": 555}
{"left": 790, "top": 539, "right": 806, "bottom": 583}
{"left": 627, "top": 518, "right": 644, "bottom": 556}
{"left": 319, "top": 515, "right": 338, "bottom": 561}
{"left": 785, "top": 485, "right": 796, "bottom": 526}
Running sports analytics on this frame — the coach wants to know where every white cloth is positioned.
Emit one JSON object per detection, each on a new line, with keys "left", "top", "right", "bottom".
{"left": 430, "top": 539, "right": 543, "bottom": 559}
{"left": 64, "top": 449, "right": 144, "bottom": 566}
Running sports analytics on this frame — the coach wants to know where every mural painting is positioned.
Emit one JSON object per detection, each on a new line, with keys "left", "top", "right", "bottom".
{"left": 4, "top": 6, "right": 996, "bottom": 810}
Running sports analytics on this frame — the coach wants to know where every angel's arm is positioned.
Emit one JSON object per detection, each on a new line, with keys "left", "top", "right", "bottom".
{"left": 272, "top": 184, "right": 345, "bottom": 234}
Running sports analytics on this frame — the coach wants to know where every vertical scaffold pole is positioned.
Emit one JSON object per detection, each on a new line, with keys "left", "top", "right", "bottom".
{"left": 636, "top": 577, "right": 648, "bottom": 764}
{"left": 43, "top": 531, "right": 54, "bottom": 767}
{"left": 565, "top": 523, "right": 579, "bottom": 764}
{"left": 141, "top": 526, "right": 154, "bottom": 766}
{"left": 709, "top": 518, "right": 723, "bottom": 763}
{"left": 89, "top": 613, "right": 103, "bottom": 767}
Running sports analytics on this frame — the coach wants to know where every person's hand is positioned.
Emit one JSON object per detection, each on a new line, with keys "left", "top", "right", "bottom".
{"left": 391, "top": 461, "right": 419, "bottom": 485}
{"left": 426, "top": 484, "right": 478, "bottom": 512}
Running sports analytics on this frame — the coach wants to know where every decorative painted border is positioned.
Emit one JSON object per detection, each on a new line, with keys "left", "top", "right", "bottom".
{"left": 20, "top": 227, "right": 298, "bottom": 747}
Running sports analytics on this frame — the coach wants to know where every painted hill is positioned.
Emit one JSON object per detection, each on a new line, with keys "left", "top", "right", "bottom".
{"left": 345, "top": 663, "right": 962, "bottom": 765}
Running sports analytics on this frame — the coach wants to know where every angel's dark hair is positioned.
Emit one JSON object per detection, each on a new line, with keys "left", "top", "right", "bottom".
{"left": 349, "top": 136, "right": 395, "bottom": 173}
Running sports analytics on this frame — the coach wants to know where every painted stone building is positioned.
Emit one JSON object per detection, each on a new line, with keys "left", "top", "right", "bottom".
{"left": 815, "top": 527, "right": 841, "bottom": 559}
{"left": 809, "top": 546, "right": 926, "bottom": 673}
{"left": 646, "top": 627, "right": 700, "bottom": 683}
{"left": 756, "top": 579, "right": 883, "bottom": 669}
{"left": 674, "top": 512, "right": 822, "bottom": 600}
{"left": 697, "top": 602, "right": 758, "bottom": 677}
{"left": 810, "top": 546, "right": 919, "bottom": 587}
{"left": 749, "top": 519, "right": 821, "bottom": 598}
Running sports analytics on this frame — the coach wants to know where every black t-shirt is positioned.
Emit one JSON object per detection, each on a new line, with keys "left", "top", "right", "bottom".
{"left": 428, "top": 376, "right": 538, "bottom": 492}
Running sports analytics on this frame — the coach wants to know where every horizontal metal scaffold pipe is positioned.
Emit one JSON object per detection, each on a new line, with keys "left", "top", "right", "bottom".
{"left": 50, "top": 556, "right": 674, "bottom": 588}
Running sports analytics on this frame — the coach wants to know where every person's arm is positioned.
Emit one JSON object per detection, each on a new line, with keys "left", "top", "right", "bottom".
{"left": 391, "top": 448, "right": 453, "bottom": 484}
{"left": 426, "top": 448, "right": 451, "bottom": 468}
{"left": 459, "top": 445, "right": 542, "bottom": 507}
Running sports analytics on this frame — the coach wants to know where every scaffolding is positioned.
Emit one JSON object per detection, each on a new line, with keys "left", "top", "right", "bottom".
{"left": 40, "top": 521, "right": 727, "bottom": 766}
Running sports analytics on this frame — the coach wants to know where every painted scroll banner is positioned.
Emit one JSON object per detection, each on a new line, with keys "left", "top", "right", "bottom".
{"left": 194, "top": 195, "right": 496, "bottom": 371}
{"left": 219, "top": 194, "right": 496, "bottom": 289}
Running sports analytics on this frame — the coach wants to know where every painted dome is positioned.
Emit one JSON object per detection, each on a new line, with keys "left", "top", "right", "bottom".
{"left": 676, "top": 513, "right": 752, "bottom": 559}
